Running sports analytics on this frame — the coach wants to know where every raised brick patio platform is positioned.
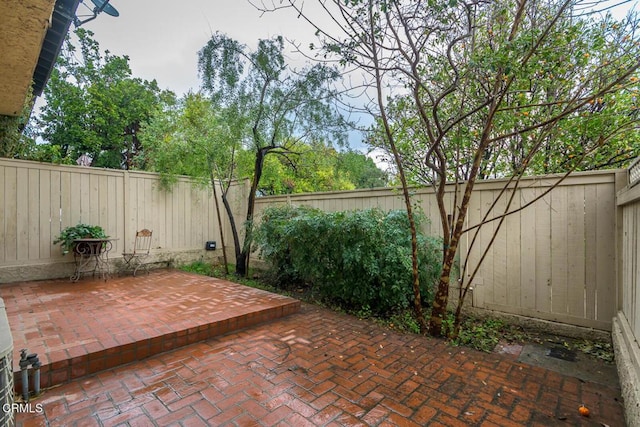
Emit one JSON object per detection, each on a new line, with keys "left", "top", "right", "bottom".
{"left": 0, "top": 270, "right": 300, "bottom": 392}
{"left": 13, "top": 303, "right": 625, "bottom": 426}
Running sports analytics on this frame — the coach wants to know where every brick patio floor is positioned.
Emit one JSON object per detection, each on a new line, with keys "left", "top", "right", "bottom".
{"left": 1, "top": 270, "right": 300, "bottom": 391}
{"left": 12, "top": 295, "right": 625, "bottom": 426}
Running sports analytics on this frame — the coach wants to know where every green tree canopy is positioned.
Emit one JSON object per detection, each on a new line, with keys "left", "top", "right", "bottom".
{"left": 197, "top": 32, "right": 349, "bottom": 275}
{"left": 257, "top": 0, "right": 640, "bottom": 336}
{"left": 35, "top": 28, "right": 174, "bottom": 169}
{"left": 371, "top": 3, "right": 640, "bottom": 184}
{"left": 0, "top": 88, "right": 35, "bottom": 159}
{"left": 256, "top": 143, "right": 388, "bottom": 195}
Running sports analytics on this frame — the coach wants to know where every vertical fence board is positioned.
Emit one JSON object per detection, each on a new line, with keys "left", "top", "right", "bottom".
{"left": 596, "top": 183, "right": 616, "bottom": 322}
{"left": 88, "top": 173, "right": 99, "bottom": 224}
{"left": 479, "top": 190, "right": 496, "bottom": 306}
{"left": 16, "top": 168, "right": 29, "bottom": 261}
{"left": 80, "top": 173, "right": 91, "bottom": 223}
{"left": 634, "top": 205, "right": 640, "bottom": 334}
{"left": 182, "top": 181, "right": 191, "bottom": 248}
{"left": 49, "top": 170, "right": 61, "bottom": 257}
{"left": 70, "top": 173, "right": 81, "bottom": 225}
{"left": 163, "top": 180, "right": 173, "bottom": 251}
{"left": 620, "top": 198, "right": 640, "bottom": 338}
{"left": 535, "top": 191, "right": 552, "bottom": 313}
{"left": 519, "top": 188, "right": 536, "bottom": 310}
{"left": 505, "top": 189, "right": 521, "bottom": 309}
{"left": 106, "top": 175, "right": 119, "bottom": 253}
{"left": 3, "top": 168, "right": 17, "bottom": 262}
{"left": 27, "top": 169, "right": 39, "bottom": 260}
{"left": 567, "top": 185, "right": 586, "bottom": 317}
{"left": 622, "top": 209, "right": 631, "bottom": 317}
{"left": 551, "top": 186, "right": 569, "bottom": 314}
{"left": 97, "top": 174, "right": 108, "bottom": 233}
{"left": 467, "top": 188, "right": 483, "bottom": 307}
{"left": 189, "top": 185, "right": 200, "bottom": 248}
{"left": 38, "top": 170, "right": 51, "bottom": 259}
{"left": 584, "top": 185, "right": 598, "bottom": 320}
{"left": 155, "top": 180, "right": 167, "bottom": 250}
{"left": 60, "top": 172, "right": 71, "bottom": 232}
{"left": 623, "top": 207, "right": 640, "bottom": 337}
{"left": 492, "top": 190, "right": 508, "bottom": 307}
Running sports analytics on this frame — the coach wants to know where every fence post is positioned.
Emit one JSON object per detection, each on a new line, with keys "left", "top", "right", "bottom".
{"left": 123, "top": 170, "right": 130, "bottom": 253}
{"left": 614, "top": 169, "right": 628, "bottom": 314}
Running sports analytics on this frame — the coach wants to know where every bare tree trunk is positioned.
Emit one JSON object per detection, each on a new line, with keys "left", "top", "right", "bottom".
{"left": 220, "top": 189, "right": 242, "bottom": 274}
{"left": 367, "top": 5, "right": 427, "bottom": 333}
{"left": 210, "top": 172, "right": 229, "bottom": 275}
{"left": 236, "top": 146, "right": 271, "bottom": 277}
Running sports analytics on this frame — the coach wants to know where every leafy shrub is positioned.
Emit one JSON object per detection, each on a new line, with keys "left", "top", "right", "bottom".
{"left": 253, "top": 206, "right": 442, "bottom": 314}
{"left": 53, "top": 223, "right": 108, "bottom": 255}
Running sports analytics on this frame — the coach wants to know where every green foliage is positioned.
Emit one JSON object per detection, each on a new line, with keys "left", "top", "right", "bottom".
{"left": 53, "top": 223, "right": 108, "bottom": 255}
{"left": 296, "top": 0, "right": 640, "bottom": 336}
{"left": 179, "top": 260, "right": 214, "bottom": 276}
{"left": 0, "top": 88, "right": 34, "bottom": 159}
{"left": 35, "top": 28, "right": 174, "bottom": 169}
{"left": 257, "top": 143, "right": 388, "bottom": 195}
{"left": 446, "top": 314, "right": 615, "bottom": 362}
{"left": 195, "top": 32, "right": 350, "bottom": 276}
{"left": 180, "top": 261, "right": 280, "bottom": 294}
{"left": 365, "top": 2, "right": 640, "bottom": 183}
{"left": 253, "top": 206, "right": 442, "bottom": 314}
{"left": 573, "top": 340, "right": 614, "bottom": 363}
{"left": 388, "top": 310, "right": 422, "bottom": 334}
{"left": 338, "top": 150, "right": 388, "bottom": 189}
{"left": 452, "top": 316, "right": 505, "bottom": 353}
{"left": 142, "top": 92, "right": 236, "bottom": 187}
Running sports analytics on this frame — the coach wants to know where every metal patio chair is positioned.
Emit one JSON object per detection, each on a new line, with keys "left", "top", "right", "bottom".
{"left": 122, "top": 229, "right": 153, "bottom": 276}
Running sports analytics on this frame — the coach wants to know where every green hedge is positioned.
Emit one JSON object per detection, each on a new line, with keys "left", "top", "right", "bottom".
{"left": 252, "top": 206, "right": 442, "bottom": 314}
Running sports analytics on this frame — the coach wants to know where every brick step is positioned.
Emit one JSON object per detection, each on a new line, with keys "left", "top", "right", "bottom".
{"left": 1, "top": 270, "right": 300, "bottom": 393}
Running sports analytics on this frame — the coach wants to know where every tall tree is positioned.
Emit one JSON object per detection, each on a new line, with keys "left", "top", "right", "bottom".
{"left": 197, "top": 33, "right": 348, "bottom": 276}
{"left": 142, "top": 92, "right": 240, "bottom": 273}
{"left": 36, "top": 28, "right": 173, "bottom": 169}
{"left": 255, "top": 0, "right": 640, "bottom": 336}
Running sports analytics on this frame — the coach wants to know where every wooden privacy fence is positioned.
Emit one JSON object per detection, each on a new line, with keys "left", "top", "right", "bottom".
{"left": 617, "top": 158, "right": 640, "bottom": 344}
{"left": 0, "top": 158, "right": 630, "bottom": 332}
{"left": 0, "top": 159, "right": 221, "bottom": 277}
{"left": 251, "top": 170, "right": 624, "bottom": 331}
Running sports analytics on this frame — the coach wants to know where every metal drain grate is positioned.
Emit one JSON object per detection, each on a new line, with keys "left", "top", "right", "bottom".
{"left": 546, "top": 346, "right": 577, "bottom": 362}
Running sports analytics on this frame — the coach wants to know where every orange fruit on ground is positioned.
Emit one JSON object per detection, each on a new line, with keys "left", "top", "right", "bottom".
{"left": 579, "top": 405, "right": 590, "bottom": 417}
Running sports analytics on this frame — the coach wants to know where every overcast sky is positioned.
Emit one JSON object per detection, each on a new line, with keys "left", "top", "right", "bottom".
{"left": 78, "top": 0, "right": 639, "bottom": 92}
{"left": 75, "top": 0, "right": 374, "bottom": 150}
{"left": 80, "top": 0, "right": 320, "bottom": 96}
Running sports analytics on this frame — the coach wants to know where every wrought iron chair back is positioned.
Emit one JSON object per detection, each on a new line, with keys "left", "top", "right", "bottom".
{"left": 122, "top": 229, "right": 153, "bottom": 275}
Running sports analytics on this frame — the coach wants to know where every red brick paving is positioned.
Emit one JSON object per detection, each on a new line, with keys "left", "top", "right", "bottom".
{"left": 0, "top": 270, "right": 300, "bottom": 390}
{"left": 11, "top": 298, "right": 625, "bottom": 426}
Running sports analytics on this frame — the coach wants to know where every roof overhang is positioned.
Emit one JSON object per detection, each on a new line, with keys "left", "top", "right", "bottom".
{"left": 0, "top": 0, "right": 80, "bottom": 116}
